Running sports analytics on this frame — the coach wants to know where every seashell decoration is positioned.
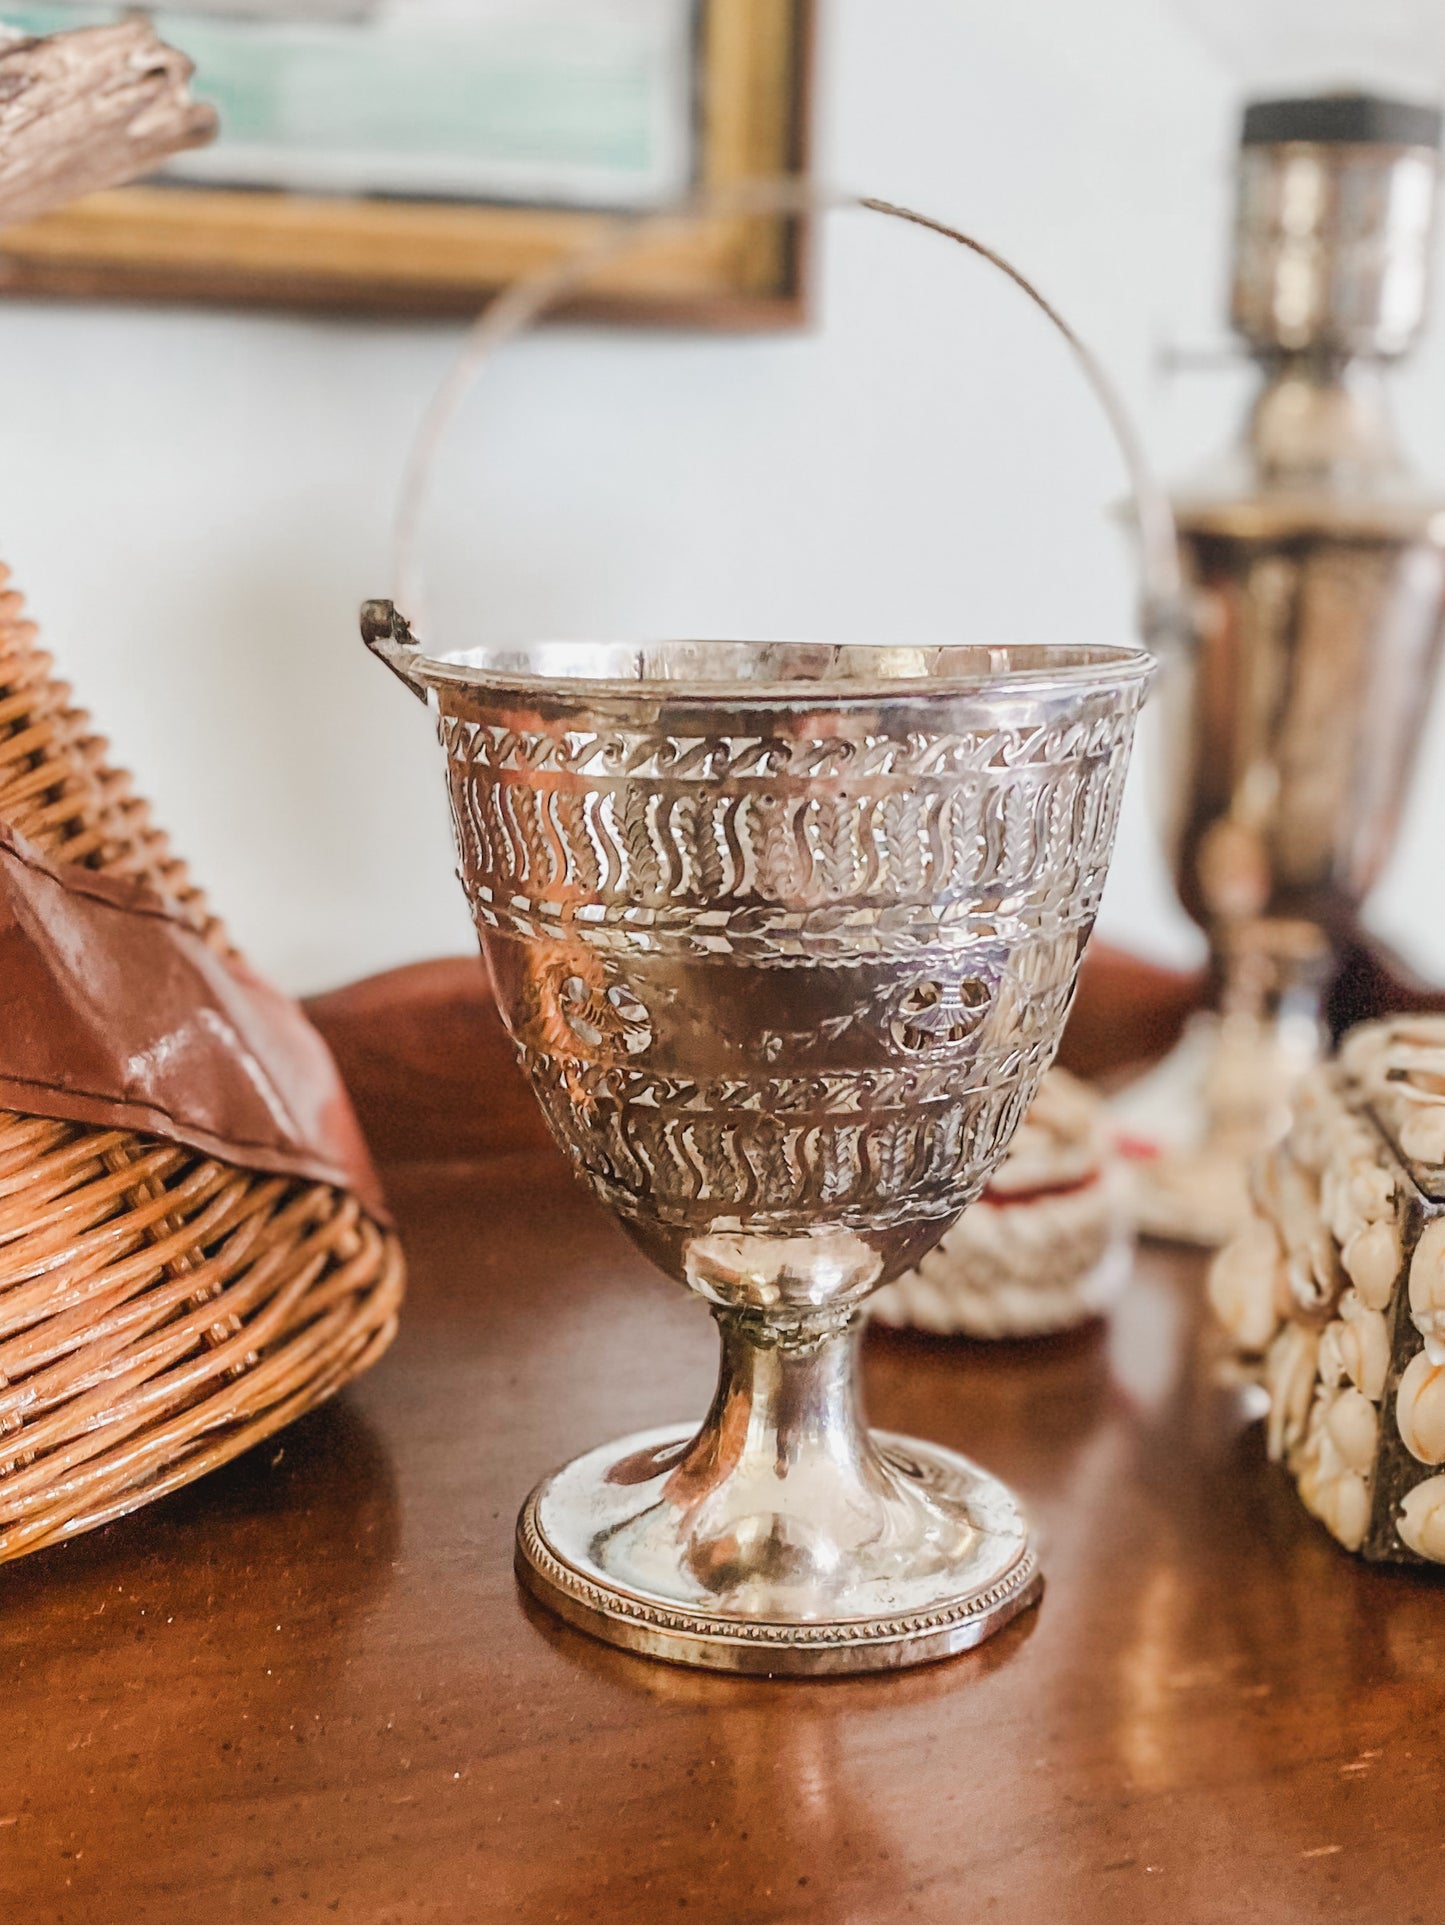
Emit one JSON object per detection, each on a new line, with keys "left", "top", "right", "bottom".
{"left": 871, "top": 1068, "right": 1133, "bottom": 1339}
{"left": 1209, "top": 1013, "right": 1445, "bottom": 1561}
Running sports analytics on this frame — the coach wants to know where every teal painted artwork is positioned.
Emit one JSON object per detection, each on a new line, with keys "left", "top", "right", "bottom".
{"left": 5, "top": 1, "right": 698, "bottom": 207}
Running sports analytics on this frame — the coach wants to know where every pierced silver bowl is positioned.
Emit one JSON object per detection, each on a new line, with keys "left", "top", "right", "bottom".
{"left": 365, "top": 613, "right": 1151, "bottom": 1672}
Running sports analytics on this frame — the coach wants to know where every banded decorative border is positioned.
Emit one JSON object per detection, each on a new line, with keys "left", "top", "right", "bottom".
{"left": 439, "top": 707, "right": 1135, "bottom": 784}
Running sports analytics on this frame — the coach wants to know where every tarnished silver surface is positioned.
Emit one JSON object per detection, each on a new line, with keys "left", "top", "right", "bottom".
{"left": 366, "top": 615, "right": 1149, "bottom": 1671}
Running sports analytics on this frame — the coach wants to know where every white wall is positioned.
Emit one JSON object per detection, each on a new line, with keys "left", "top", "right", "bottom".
{"left": 7, "top": 0, "right": 1445, "bottom": 994}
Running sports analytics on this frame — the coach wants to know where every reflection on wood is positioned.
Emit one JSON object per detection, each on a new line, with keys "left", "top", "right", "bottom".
{"left": 7, "top": 954, "right": 1445, "bottom": 1920}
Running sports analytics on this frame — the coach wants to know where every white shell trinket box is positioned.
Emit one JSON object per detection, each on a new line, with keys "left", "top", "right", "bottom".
{"left": 1210, "top": 1014, "right": 1445, "bottom": 1562}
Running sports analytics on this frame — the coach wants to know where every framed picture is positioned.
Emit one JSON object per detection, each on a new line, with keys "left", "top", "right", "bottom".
{"left": 0, "top": 0, "right": 813, "bottom": 324}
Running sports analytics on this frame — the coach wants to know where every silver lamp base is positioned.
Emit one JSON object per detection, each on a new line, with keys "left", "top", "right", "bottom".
{"left": 516, "top": 1413, "right": 1040, "bottom": 1677}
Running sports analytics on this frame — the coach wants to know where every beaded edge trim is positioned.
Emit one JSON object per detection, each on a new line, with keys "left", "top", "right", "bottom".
{"left": 517, "top": 1494, "right": 1039, "bottom": 1649}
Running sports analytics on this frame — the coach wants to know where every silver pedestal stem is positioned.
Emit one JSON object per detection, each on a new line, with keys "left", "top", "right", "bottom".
{"left": 692, "top": 1308, "right": 887, "bottom": 1542}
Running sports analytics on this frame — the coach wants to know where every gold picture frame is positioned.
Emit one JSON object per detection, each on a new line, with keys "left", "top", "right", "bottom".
{"left": 0, "top": 0, "right": 813, "bottom": 325}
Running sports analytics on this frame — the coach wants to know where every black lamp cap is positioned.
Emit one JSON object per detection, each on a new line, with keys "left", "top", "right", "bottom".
{"left": 1242, "top": 91, "right": 1442, "bottom": 150}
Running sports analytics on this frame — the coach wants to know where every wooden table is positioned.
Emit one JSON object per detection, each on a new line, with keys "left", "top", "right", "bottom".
{"left": 6, "top": 962, "right": 1444, "bottom": 1925}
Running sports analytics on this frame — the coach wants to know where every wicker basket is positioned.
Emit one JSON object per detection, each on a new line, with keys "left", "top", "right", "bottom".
{"left": 0, "top": 568, "right": 404, "bottom": 1561}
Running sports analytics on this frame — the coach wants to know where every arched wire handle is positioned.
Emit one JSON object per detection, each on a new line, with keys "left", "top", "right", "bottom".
{"left": 371, "top": 180, "right": 1185, "bottom": 697}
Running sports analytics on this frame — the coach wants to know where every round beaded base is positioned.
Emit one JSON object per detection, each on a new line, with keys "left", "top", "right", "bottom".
{"left": 516, "top": 1425, "right": 1042, "bottom": 1676}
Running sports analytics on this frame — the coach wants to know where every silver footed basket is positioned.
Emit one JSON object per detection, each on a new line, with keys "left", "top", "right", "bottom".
{"left": 364, "top": 190, "right": 1168, "bottom": 1675}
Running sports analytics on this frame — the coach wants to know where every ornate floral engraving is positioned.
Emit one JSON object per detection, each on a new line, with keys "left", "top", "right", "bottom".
{"left": 438, "top": 693, "right": 1132, "bottom": 958}
{"left": 437, "top": 682, "right": 1142, "bottom": 1249}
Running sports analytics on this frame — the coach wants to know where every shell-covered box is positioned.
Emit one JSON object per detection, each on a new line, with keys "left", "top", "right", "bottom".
{"left": 1211, "top": 1015, "right": 1445, "bottom": 1562}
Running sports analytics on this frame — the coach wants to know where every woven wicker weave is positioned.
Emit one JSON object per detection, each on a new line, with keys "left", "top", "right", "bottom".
{"left": 0, "top": 567, "right": 404, "bottom": 1561}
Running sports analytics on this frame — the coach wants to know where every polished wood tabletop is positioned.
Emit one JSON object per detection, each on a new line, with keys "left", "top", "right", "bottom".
{"left": 6, "top": 959, "right": 1444, "bottom": 1925}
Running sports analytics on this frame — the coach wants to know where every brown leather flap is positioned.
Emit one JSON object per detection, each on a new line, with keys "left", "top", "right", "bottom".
{"left": 0, "top": 823, "right": 389, "bottom": 1223}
